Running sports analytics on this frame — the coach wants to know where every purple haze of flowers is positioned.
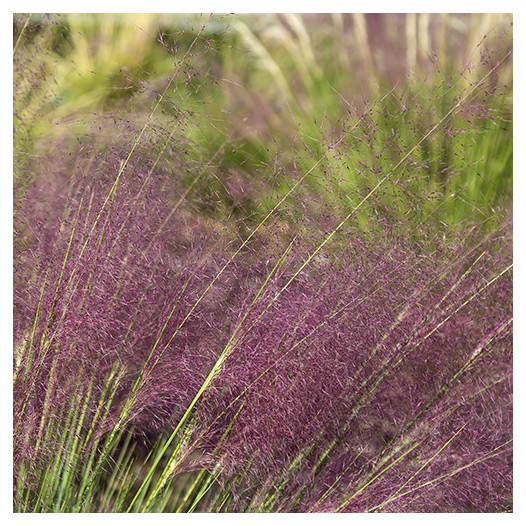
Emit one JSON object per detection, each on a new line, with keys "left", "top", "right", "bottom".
{"left": 14, "top": 149, "right": 512, "bottom": 512}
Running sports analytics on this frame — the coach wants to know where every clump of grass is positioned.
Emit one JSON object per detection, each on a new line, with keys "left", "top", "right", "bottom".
{"left": 13, "top": 13, "right": 512, "bottom": 513}
{"left": 169, "top": 226, "right": 511, "bottom": 512}
{"left": 13, "top": 157, "right": 512, "bottom": 511}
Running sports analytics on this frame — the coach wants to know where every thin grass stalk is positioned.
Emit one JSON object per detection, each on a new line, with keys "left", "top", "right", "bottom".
{"left": 334, "top": 441, "right": 421, "bottom": 512}
{"left": 381, "top": 438, "right": 512, "bottom": 510}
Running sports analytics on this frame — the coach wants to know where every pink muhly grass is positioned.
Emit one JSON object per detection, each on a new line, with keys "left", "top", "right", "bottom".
{"left": 13, "top": 102, "right": 512, "bottom": 515}
{"left": 13, "top": 140, "right": 512, "bottom": 513}
{"left": 155, "top": 224, "right": 511, "bottom": 512}
{"left": 13, "top": 146, "right": 512, "bottom": 511}
{"left": 12, "top": 13, "right": 512, "bottom": 514}
{"left": 14, "top": 152, "right": 241, "bottom": 453}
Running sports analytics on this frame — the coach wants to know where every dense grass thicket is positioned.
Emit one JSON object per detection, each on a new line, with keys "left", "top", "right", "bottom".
{"left": 13, "top": 13, "right": 512, "bottom": 512}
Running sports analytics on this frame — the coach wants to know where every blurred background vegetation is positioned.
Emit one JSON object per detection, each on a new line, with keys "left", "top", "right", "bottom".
{"left": 13, "top": 13, "right": 513, "bottom": 240}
